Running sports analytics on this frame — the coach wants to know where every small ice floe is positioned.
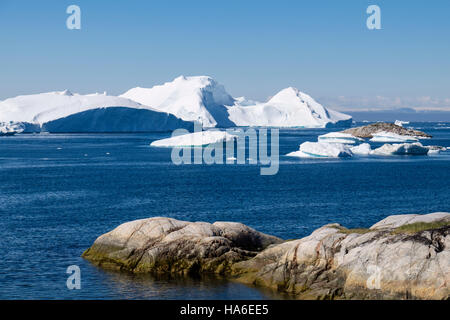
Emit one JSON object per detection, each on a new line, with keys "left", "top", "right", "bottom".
{"left": 318, "top": 132, "right": 363, "bottom": 145}
{"left": 350, "top": 143, "right": 372, "bottom": 156}
{"left": 150, "top": 131, "right": 237, "bottom": 147}
{"left": 286, "top": 142, "right": 353, "bottom": 158}
{"left": 394, "top": 120, "right": 410, "bottom": 127}
{"left": 0, "top": 122, "right": 24, "bottom": 136}
{"left": 370, "top": 131, "right": 418, "bottom": 143}
{"left": 371, "top": 142, "right": 429, "bottom": 156}
{"left": 424, "top": 145, "right": 447, "bottom": 155}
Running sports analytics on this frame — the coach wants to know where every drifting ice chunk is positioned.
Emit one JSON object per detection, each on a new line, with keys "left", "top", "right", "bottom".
{"left": 370, "top": 131, "right": 418, "bottom": 143}
{"left": 350, "top": 143, "right": 372, "bottom": 155}
{"left": 150, "top": 131, "right": 237, "bottom": 147}
{"left": 394, "top": 120, "right": 410, "bottom": 127}
{"left": 286, "top": 142, "right": 353, "bottom": 158}
{"left": 371, "top": 142, "right": 429, "bottom": 156}
{"left": 318, "top": 132, "right": 363, "bottom": 144}
{"left": 0, "top": 122, "right": 24, "bottom": 136}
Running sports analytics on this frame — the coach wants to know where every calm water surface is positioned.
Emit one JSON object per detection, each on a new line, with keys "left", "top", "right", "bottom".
{"left": 0, "top": 122, "right": 449, "bottom": 299}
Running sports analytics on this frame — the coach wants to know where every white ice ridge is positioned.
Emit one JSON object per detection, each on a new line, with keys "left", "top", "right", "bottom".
{"left": 122, "top": 76, "right": 352, "bottom": 128}
{"left": 150, "top": 130, "right": 237, "bottom": 147}
{"left": 286, "top": 142, "right": 353, "bottom": 158}
{"left": 318, "top": 132, "right": 363, "bottom": 144}
{"left": 0, "top": 90, "right": 193, "bottom": 133}
{"left": 371, "top": 142, "right": 429, "bottom": 156}
{"left": 350, "top": 143, "right": 372, "bottom": 155}
{"left": 227, "top": 87, "right": 352, "bottom": 128}
{"left": 370, "top": 131, "right": 419, "bottom": 143}
{"left": 121, "top": 76, "right": 235, "bottom": 128}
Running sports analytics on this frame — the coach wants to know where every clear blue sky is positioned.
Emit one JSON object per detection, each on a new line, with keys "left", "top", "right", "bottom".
{"left": 0, "top": 0, "right": 449, "bottom": 111}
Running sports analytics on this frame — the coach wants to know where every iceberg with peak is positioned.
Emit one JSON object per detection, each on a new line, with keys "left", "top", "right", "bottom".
{"left": 150, "top": 130, "right": 237, "bottom": 147}
{"left": 0, "top": 90, "right": 194, "bottom": 133}
{"left": 227, "top": 87, "right": 352, "bottom": 128}
{"left": 121, "top": 76, "right": 235, "bottom": 128}
{"left": 286, "top": 141, "right": 353, "bottom": 158}
{"left": 121, "top": 76, "right": 352, "bottom": 129}
{"left": 370, "top": 131, "right": 419, "bottom": 143}
{"left": 371, "top": 142, "right": 429, "bottom": 156}
{"left": 318, "top": 132, "right": 363, "bottom": 144}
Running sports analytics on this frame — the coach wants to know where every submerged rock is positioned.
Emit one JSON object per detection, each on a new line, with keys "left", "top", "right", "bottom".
{"left": 342, "top": 122, "right": 431, "bottom": 139}
{"left": 82, "top": 217, "right": 282, "bottom": 275}
{"left": 84, "top": 213, "right": 450, "bottom": 300}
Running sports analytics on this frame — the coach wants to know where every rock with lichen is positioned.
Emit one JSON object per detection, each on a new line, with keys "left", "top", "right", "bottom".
{"left": 82, "top": 217, "right": 282, "bottom": 275}
{"left": 233, "top": 212, "right": 449, "bottom": 300}
{"left": 83, "top": 213, "right": 450, "bottom": 300}
{"left": 341, "top": 122, "right": 431, "bottom": 138}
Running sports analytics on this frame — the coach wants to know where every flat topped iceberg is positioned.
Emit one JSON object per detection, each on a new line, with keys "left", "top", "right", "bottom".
{"left": 370, "top": 131, "right": 419, "bottom": 143}
{"left": 318, "top": 132, "right": 363, "bottom": 144}
{"left": 286, "top": 141, "right": 353, "bottom": 158}
{"left": 227, "top": 87, "right": 352, "bottom": 128}
{"left": 150, "top": 130, "right": 237, "bottom": 147}
{"left": 121, "top": 76, "right": 235, "bottom": 128}
{"left": 372, "top": 142, "right": 429, "bottom": 156}
{"left": 0, "top": 90, "right": 193, "bottom": 133}
{"left": 350, "top": 143, "right": 372, "bottom": 155}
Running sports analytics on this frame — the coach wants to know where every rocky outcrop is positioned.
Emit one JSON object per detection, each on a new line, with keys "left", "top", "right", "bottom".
{"left": 341, "top": 122, "right": 432, "bottom": 138}
{"left": 234, "top": 212, "right": 449, "bottom": 300}
{"left": 83, "top": 213, "right": 450, "bottom": 300}
{"left": 82, "top": 217, "right": 282, "bottom": 275}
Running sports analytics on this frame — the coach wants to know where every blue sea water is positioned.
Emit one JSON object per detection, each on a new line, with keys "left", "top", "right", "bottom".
{"left": 0, "top": 122, "right": 449, "bottom": 299}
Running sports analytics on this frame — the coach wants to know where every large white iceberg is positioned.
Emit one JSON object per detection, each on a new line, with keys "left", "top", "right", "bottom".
{"left": 150, "top": 130, "right": 237, "bottom": 147}
{"left": 370, "top": 131, "right": 419, "bottom": 143}
{"left": 122, "top": 77, "right": 352, "bottom": 129}
{"left": 350, "top": 143, "right": 372, "bottom": 155}
{"left": 227, "top": 87, "right": 352, "bottom": 128}
{"left": 0, "top": 90, "right": 193, "bottom": 133}
{"left": 286, "top": 142, "right": 353, "bottom": 158}
{"left": 318, "top": 132, "right": 363, "bottom": 144}
{"left": 121, "top": 76, "right": 235, "bottom": 128}
{"left": 371, "top": 142, "right": 429, "bottom": 156}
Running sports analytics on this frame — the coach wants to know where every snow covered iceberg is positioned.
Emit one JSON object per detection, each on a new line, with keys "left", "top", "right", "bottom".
{"left": 227, "top": 87, "right": 352, "bottom": 128}
{"left": 318, "top": 132, "right": 363, "bottom": 144}
{"left": 286, "top": 142, "right": 353, "bottom": 158}
{"left": 0, "top": 90, "right": 193, "bottom": 133}
{"left": 370, "top": 131, "right": 419, "bottom": 143}
{"left": 122, "top": 76, "right": 352, "bottom": 129}
{"left": 151, "top": 130, "right": 237, "bottom": 147}
{"left": 371, "top": 142, "right": 429, "bottom": 156}
{"left": 121, "top": 76, "right": 235, "bottom": 128}
{"left": 350, "top": 143, "right": 372, "bottom": 155}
